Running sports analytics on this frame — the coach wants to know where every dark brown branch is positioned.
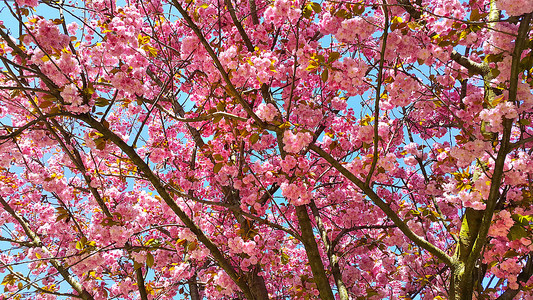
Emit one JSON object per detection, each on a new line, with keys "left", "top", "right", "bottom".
{"left": 73, "top": 113, "right": 255, "bottom": 300}
{"left": 309, "top": 200, "right": 349, "bottom": 300}
{"left": 295, "top": 205, "right": 335, "bottom": 300}
{"left": 465, "top": 12, "right": 532, "bottom": 274}
{"left": 0, "top": 196, "right": 94, "bottom": 300}
{"left": 397, "top": 0, "right": 422, "bottom": 19}
{"left": 310, "top": 144, "right": 455, "bottom": 266}
{"left": 450, "top": 50, "right": 488, "bottom": 76}
{"left": 367, "top": 0, "right": 389, "bottom": 185}
{"left": 331, "top": 224, "right": 397, "bottom": 250}
{"left": 508, "top": 135, "right": 533, "bottom": 152}
{"left": 224, "top": 0, "right": 255, "bottom": 52}
{"left": 0, "top": 113, "right": 61, "bottom": 141}
{"left": 135, "top": 267, "right": 149, "bottom": 300}
{"left": 496, "top": 254, "right": 533, "bottom": 300}
{"left": 248, "top": 0, "right": 260, "bottom": 25}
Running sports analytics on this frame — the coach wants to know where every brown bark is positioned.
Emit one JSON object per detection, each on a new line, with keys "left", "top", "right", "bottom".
{"left": 295, "top": 205, "right": 335, "bottom": 300}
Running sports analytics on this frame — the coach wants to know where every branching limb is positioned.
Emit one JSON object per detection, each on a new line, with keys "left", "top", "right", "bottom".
{"left": 465, "top": 12, "right": 532, "bottom": 276}
{"left": 72, "top": 113, "right": 256, "bottom": 300}
{"left": 309, "top": 200, "right": 349, "bottom": 300}
{"left": 495, "top": 254, "right": 533, "bottom": 300}
{"left": 170, "top": 0, "right": 278, "bottom": 132}
{"left": 0, "top": 196, "right": 94, "bottom": 300}
{"left": 366, "top": 0, "right": 389, "bottom": 186}
{"left": 309, "top": 144, "right": 455, "bottom": 266}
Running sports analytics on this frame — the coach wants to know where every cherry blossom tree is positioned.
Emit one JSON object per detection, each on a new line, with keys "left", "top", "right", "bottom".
{"left": 0, "top": 0, "right": 532, "bottom": 299}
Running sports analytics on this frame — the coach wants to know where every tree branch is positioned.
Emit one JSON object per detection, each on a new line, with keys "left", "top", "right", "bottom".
{"left": 0, "top": 196, "right": 94, "bottom": 300}
{"left": 309, "top": 144, "right": 455, "bottom": 266}
{"left": 73, "top": 113, "right": 255, "bottom": 300}
{"left": 367, "top": 0, "right": 389, "bottom": 185}
{"left": 495, "top": 254, "right": 533, "bottom": 300}
{"left": 465, "top": 12, "right": 532, "bottom": 275}
{"left": 170, "top": 0, "right": 277, "bottom": 132}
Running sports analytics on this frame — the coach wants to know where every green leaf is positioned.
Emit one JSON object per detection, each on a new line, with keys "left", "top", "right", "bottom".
{"left": 302, "top": 7, "right": 312, "bottom": 19}
{"left": 1, "top": 274, "right": 16, "bottom": 286}
{"left": 438, "top": 40, "right": 453, "bottom": 47}
{"left": 503, "top": 250, "right": 520, "bottom": 258}
{"left": 39, "top": 100, "right": 54, "bottom": 109}
{"left": 309, "top": 2, "right": 321, "bottom": 13}
{"left": 351, "top": 3, "right": 365, "bottom": 15}
{"left": 250, "top": 133, "right": 260, "bottom": 144}
{"left": 187, "top": 241, "right": 198, "bottom": 251}
{"left": 470, "top": 8, "right": 483, "bottom": 21}
{"left": 366, "top": 288, "right": 379, "bottom": 297}
{"left": 334, "top": 8, "right": 348, "bottom": 19}
{"left": 94, "top": 137, "right": 106, "bottom": 150}
{"left": 507, "top": 224, "right": 528, "bottom": 241}
{"left": 321, "top": 69, "right": 329, "bottom": 82}
{"left": 213, "top": 163, "right": 223, "bottom": 173}
{"left": 281, "top": 252, "right": 290, "bottom": 265}
{"left": 486, "top": 53, "right": 503, "bottom": 63}
{"left": 519, "top": 119, "right": 531, "bottom": 126}
{"left": 84, "top": 86, "right": 95, "bottom": 95}
{"left": 146, "top": 252, "right": 154, "bottom": 268}
{"left": 512, "top": 214, "right": 533, "bottom": 227}
{"left": 327, "top": 52, "right": 340, "bottom": 63}
{"left": 95, "top": 97, "right": 109, "bottom": 107}
{"left": 76, "top": 241, "right": 84, "bottom": 250}
{"left": 305, "top": 62, "right": 319, "bottom": 72}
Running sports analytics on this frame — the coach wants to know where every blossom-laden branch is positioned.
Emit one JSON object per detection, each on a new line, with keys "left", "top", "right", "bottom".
{"left": 0, "top": 196, "right": 94, "bottom": 300}
{"left": 310, "top": 144, "right": 455, "bottom": 266}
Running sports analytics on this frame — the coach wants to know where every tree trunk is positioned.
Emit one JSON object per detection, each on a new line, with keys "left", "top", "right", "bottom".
{"left": 295, "top": 205, "right": 335, "bottom": 300}
{"left": 247, "top": 266, "right": 270, "bottom": 300}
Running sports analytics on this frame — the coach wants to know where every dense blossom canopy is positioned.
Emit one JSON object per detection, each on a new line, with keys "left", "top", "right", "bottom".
{"left": 0, "top": 0, "right": 532, "bottom": 299}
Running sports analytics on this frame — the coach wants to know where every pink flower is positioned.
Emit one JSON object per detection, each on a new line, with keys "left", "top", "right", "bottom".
{"left": 16, "top": 0, "right": 38, "bottom": 7}
{"left": 283, "top": 131, "right": 313, "bottom": 153}
{"left": 281, "top": 182, "right": 311, "bottom": 205}
{"left": 256, "top": 103, "right": 279, "bottom": 122}
{"left": 404, "top": 156, "right": 418, "bottom": 166}
{"left": 488, "top": 210, "right": 514, "bottom": 237}
{"left": 61, "top": 84, "right": 82, "bottom": 106}
{"left": 495, "top": 0, "right": 533, "bottom": 16}
{"left": 319, "top": 13, "right": 341, "bottom": 35}
{"left": 358, "top": 125, "right": 374, "bottom": 144}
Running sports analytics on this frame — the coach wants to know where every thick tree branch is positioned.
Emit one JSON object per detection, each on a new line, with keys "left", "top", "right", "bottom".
{"left": 171, "top": 0, "right": 278, "bottom": 132}
{"left": 496, "top": 254, "right": 533, "bottom": 300}
{"left": 465, "top": 12, "right": 532, "bottom": 275}
{"left": 294, "top": 205, "right": 335, "bottom": 300}
{"left": 135, "top": 267, "right": 149, "bottom": 300}
{"left": 367, "top": 0, "right": 389, "bottom": 185}
{"left": 309, "top": 200, "right": 349, "bottom": 300}
{"left": 73, "top": 114, "right": 256, "bottom": 300}
{"left": 397, "top": 0, "right": 422, "bottom": 19}
{"left": 224, "top": 0, "right": 255, "bottom": 53}
{"left": 450, "top": 50, "right": 488, "bottom": 76}
{"left": 0, "top": 196, "right": 94, "bottom": 300}
{"left": 0, "top": 113, "right": 62, "bottom": 141}
{"left": 248, "top": 0, "right": 260, "bottom": 25}
{"left": 309, "top": 144, "right": 455, "bottom": 266}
